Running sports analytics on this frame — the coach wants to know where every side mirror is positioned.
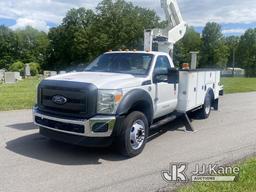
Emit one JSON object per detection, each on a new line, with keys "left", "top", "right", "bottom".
{"left": 168, "top": 69, "right": 179, "bottom": 84}
{"left": 153, "top": 68, "right": 168, "bottom": 84}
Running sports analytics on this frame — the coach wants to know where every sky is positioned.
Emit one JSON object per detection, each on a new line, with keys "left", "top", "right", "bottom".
{"left": 0, "top": 0, "right": 255, "bottom": 36}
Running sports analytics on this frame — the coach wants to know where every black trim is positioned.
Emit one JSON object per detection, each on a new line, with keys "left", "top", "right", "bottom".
{"left": 34, "top": 107, "right": 86, "bottom": 121}
{"left": 219, "top": 89, "right": 224, "bottom": 96}
{"left": 35, "top": 116, "right": 84, "bottom": 134}
{"left": 141, "top": 80, "right": 152, "bottom": 86}
{"left": 213, "top": 99, "right": 219, "bottom": 110}
{"left": 40, "top": 127, "right": 113, "bottom": 147}
{"left": 116, "top": 89, "right": 154, "bottom": 123}
{"left": 38, "top": 80, "right": 98, "bottom": 119}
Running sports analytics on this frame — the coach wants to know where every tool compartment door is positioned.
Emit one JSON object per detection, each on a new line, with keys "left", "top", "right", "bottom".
{"left": 187, "top": 72, "right": 198, "bottom": 110}
{"left": 196, "top": 71, "right": 206, "bottom": 106}
{"left": 205, "top": 71, "right": 216, "bottom": 84}
{"left": 177, "top": 71, "right": 198, "bottom": 112}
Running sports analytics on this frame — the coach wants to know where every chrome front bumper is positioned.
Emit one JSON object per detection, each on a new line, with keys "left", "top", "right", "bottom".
{"left": 33, "top": 108, "right": 116, "bottom": 138}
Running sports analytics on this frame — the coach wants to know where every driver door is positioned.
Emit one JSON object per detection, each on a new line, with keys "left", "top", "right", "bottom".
{"left": 153, "top": 56, "right": 178, "bottom": 118}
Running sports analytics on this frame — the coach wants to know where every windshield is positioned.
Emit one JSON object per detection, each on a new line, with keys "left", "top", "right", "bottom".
{"left": 85, "top": 53, "right": 154, "bottom": 75}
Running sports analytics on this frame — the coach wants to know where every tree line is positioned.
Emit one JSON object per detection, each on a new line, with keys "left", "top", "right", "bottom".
{"left": 0, "top": 0, "right": 256, "bottom": 76}
{"left": 174, "top": 23, "right": 256, "bottom": 77}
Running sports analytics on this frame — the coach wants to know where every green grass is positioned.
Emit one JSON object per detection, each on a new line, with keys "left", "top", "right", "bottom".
{"left": 221, "top": 77, "right": 256, "bottom": 94}
{"left": 178, "top": 158, "right": 256, "bottom": 192}
{"left": 0, "top": 78, "right": 40, "bottom": 111}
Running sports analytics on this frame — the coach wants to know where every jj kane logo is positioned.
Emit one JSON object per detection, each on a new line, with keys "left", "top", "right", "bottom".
{"left": 162, "top": 163, "right": 240, "bottom": 183}
{"left": 161, "top": 163, "right": 188, "bottom": 182}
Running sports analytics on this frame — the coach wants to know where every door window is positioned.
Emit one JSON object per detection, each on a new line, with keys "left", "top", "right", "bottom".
{"left": 153, "top": 56, "right": 171, "bottom": 82}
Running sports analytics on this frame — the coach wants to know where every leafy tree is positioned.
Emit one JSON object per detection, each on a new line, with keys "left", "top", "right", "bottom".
{"left": 0, "top": 26, "right": 17, "bottom": 69}
{"left": 15, "top": 26, "right": 49, "bottom": 65}
{"left": 95, "top": 0, "right": 159, "bottom": 51}
{"left": 0, "top": 26, "right": 48, "bottom": 71}
{"left": 46, "top": 0, "right": 161, "bottom": 70}
{"left": 224, "top": 36, "right": 240, "bottom": 68}
{"left": 27, "top": 62, "right": 41, "bottom": 76}
{"left": 200, "top": 22, "right": 229, "bottom": 68}
{"left": 46, "top": 8, "right": 97, "bottom": 69}
{"left": 173, "top": 26, "right": 201, "bottom": 67}
{"left": 237, "top": 29, "right": 256, "bottom": 77}
{"left": 8, "top": 61, "right": 24, "bottom": 75}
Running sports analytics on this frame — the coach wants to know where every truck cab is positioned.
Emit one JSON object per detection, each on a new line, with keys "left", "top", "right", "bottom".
{"left": 33, "top": 51, "right": 181, "bottom": 156}
{"left": 33, "top": 51, "right": 220, "bottom": 157}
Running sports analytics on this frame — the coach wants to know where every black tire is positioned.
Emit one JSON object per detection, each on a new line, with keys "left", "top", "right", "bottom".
{"left": 198, "top": 92, "right": 212, "bottom": 119}
{"left": 116, "top": 111, "right": 149, "bottom": 157}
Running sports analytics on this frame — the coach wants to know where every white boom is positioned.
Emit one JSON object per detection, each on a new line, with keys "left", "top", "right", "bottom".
{"left": 144, "top": 0, "right": 187, "bottom": 56}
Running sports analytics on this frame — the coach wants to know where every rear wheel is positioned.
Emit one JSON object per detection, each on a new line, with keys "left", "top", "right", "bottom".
{"left": 198, "top": 92, "right": 212, "bottom": 119}
{"left": 116, "top": 111, "right": 148, "bottom": 157}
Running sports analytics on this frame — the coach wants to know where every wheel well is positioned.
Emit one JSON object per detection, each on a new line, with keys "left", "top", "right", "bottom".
{"left": 128, "top": 101, "right": 152, "bottom": 125}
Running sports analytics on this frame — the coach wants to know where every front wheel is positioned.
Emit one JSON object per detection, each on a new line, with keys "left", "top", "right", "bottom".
{"left": 116, "top": 111, "right": 148, "bottom": 157}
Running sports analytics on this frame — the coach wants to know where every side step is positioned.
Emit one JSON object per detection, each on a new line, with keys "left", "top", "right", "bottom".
{"left": 150, "top": 115, "right": 177, "bottom": 129}
{"left": 150, "top": 112, "right": 195, "bottom": 132}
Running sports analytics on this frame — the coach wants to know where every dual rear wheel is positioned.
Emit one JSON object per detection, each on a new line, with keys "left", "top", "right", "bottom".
{"left": 197, "top": 92, "right": 213, "bottom": 119}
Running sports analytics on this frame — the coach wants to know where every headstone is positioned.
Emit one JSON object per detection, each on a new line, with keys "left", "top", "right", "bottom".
{"left": 43, "top": 71, "right": 50, "bottom": 78}
{"left": 15, "top": 72, "right": 22, "bottom": 80}
{"left": 4, "top": 72, "right": 18, "bottom": 83}
{"left": 0, "top": 70, "right": 5, "bottom": 82}
{"left": 44, "top": 71, "right": 57, "bottom": 78}
{"left": 25, "top": 64, "right": 31, "bottom": 76}
{"left": 50, "top": 71, "right": 57, "bottom": 77}
{"left": 59, "top": 71, "right": 66, "bottom": 75}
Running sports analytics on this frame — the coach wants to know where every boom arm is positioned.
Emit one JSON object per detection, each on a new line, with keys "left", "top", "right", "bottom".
{"left": 144, "top": 0, "right": 187, "bottom": 56}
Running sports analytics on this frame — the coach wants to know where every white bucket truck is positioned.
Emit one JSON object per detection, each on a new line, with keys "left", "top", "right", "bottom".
{"left": 33, "top": 0, "right": 222, "bottom": 157}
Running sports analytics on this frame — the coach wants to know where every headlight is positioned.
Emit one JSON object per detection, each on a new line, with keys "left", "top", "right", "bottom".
{"left": 97, "top": 89, "right": 123, "bottom": 114}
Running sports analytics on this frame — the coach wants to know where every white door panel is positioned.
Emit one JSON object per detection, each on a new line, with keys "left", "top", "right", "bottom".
{"left": 153, "top": 83, "right": 177, "bottom": 118}
{"left": 152, "top": 55, "right": 178, "bottom": 119}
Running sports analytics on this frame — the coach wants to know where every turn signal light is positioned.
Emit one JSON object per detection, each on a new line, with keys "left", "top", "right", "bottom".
{"left": 115, "top": 94, "right": 123, "bottom": 103}
{"left": 182, "top": 63, "right": 190, "bottom": 70}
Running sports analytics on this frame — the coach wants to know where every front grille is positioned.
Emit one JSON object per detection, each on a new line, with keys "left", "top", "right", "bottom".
{"left": 38, "top": 80, "right": 98, "bottom": 118}
{"left": 35, "top": 116, "right": 84, "bottom": 134}
{"left": 41, "top": 87, "right": 87, "bottom": 113}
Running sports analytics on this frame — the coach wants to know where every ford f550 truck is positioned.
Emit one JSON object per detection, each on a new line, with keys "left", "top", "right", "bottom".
{"left": 33, "top": 51, "right": 221, "bottom": 157}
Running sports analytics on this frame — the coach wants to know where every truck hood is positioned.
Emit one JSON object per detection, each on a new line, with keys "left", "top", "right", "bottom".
{"left": 46, "top": 72, "right": 145, "bottom": 89}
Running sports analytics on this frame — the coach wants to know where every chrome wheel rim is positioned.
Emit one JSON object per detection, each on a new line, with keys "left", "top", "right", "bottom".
{"left": 130, "top": 119, "right": 145, "bottom": 150}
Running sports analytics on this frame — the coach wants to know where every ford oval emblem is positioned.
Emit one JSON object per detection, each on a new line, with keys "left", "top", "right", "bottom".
{"left": 52, "top": 95, "right": 68, "bottom": 105}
